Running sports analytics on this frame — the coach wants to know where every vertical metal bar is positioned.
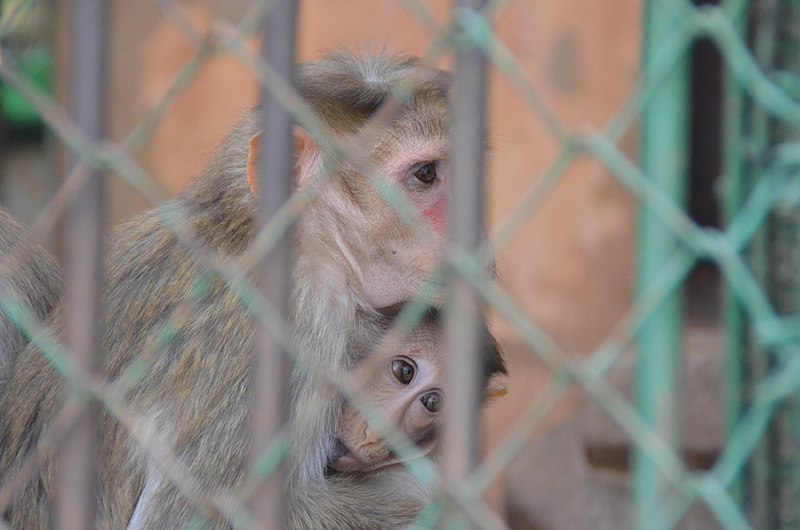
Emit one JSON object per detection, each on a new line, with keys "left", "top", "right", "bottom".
{"left": 442, "top": 1, "right": 488, "bottom": 527}
{"left": 720, "top": 0, "right": 748, "bottom": 511}
{"left": 635, "top": 1, "right": 690, "bottom": 528}
{"left": 249, "top": 1, "right": 297, "bottom": 527}
{"left": 58, "top": 1, "right": 107, "bottom": 529}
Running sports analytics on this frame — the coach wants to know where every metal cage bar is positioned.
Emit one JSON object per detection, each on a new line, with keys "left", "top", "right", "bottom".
{"left": 250, "top": 1, "right": 299, "bottom": 527}
{"left": 720, "top": 0, "right": 749, "bottom": 512}
{"left": 442, "top": 0, "right": 489, "bottom": 526}
{"left": 57, "top": 1, "right": 107, "bottom": 529}
{"left": 635, "top": 1, "right": 691, "bottom": 528}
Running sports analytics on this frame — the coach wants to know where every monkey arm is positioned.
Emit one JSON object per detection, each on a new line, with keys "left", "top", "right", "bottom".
{"left": 288, "top": 470, "right": 427, "bottom": 530}
{"left": 121, "top": 466, "right": 424, "bottom": 530}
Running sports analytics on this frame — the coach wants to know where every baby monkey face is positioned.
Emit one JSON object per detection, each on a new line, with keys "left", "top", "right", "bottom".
{"left": 330, "top": 323, "right": 444, "bottom": 473}
{"left": 329, "top": 312, "right": 507, "bottom": 473}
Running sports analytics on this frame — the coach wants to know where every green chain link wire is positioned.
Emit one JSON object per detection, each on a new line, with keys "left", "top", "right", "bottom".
{"left": 2, "top": 1, "right": 800, "bottom": 528}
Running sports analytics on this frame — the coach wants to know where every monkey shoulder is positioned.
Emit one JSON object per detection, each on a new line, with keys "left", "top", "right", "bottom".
{"left": 289, "top": 471, "right": 427, "bottom": 530}
{"left": 0, "top": 208, "right": 62, "bottom": 383}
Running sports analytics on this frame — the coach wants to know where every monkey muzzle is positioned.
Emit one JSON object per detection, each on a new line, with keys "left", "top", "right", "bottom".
{"left": 327, "top": 439, "right": 363, "bottom": 473}
{"left": 328, "top": 432, "right": 438, "bottom": 473}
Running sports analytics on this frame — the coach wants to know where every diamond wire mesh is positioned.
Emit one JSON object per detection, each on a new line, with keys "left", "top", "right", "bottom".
{"left": 0, "top": 1, "right": 798, "bottom": 529}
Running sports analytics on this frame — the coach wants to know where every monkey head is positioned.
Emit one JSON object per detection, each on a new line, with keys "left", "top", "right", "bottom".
{"left": 329, "top": 310, "right": 507, "bottom": 473}
{"left": 247, "top": 54, "right": 455, "bottom": 311}
{"left": 329, "top": 320, "right": 444, "bottom": 473}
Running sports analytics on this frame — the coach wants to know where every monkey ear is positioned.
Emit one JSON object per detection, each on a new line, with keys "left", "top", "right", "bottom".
{"left": 246, "top": 131, "right": 263, "bottom": 198}
{"left": 483, "top": 374, "right": 508, "bottom": 402}
{"left": 246, "top": 128, "right": 321, "bottom": 197}
{"left": 293, "top": 126, "right": 321, "bottom": 187}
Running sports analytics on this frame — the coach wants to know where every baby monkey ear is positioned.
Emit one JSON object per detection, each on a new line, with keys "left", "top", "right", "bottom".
{"left": 246, "top": 127, "right": 321, "bottom": 197}
{"left": 484, "top": 374, "right": 509, "bottom": 402}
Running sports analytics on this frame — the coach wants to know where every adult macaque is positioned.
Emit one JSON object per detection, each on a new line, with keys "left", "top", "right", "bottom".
{"left": 0, "top": 52, "right": 498, "bottom": 529}
{"left": 0, "top": 207, "right": 62, "bottom": 390}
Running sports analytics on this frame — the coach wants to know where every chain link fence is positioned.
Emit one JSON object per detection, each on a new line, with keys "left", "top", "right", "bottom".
{"left": 0, "top": 0, "right": 798, "bottom": 529}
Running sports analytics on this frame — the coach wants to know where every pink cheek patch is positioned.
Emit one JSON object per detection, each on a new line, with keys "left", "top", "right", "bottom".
{"left": 422, "top": 196, "right": 448, "bottom": 234}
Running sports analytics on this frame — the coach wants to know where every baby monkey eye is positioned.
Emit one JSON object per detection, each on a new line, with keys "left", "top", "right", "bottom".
{"left": 413, "top": 162, "right": 437, "bottom": 184}
{"left": 391, "top": 359, "right": 416, "bottom": 384}
{"left": 420, "top": 392, "right": 441, "bottom": 413}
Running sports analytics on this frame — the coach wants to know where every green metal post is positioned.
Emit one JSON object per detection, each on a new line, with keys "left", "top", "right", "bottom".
{"left": 720, "top": 0, "right": 749, "bottom": 513}
{"left": 636, "top": 1, "right": 691, "bottom": 528}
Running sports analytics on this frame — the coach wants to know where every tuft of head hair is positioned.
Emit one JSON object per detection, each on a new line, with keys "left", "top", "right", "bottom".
{"left": 297, "top": 52, "right": 450, "bottom": 134}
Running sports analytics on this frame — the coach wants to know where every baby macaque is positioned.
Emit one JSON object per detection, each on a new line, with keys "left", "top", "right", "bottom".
{"left": 329, "top": 309, "right": 506, "bottom": 474}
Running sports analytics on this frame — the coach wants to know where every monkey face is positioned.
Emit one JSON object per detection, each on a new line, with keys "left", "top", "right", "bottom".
{"left": 248, "top": 58, "right": 467, "bottom": 311}
{"left": 284, "top": 88, "right": 457, "bottom": 312}
{"left": 357, "top": 135, "right": 451, "bottom": 310}
{"left": 312, "top": 131, "right": 452, "bottom": 311}
{"left": 330, "top": 328, "right": 445, "bottom": 473}
{"left": 329, "top": 308, "right": 507, "bottom": 474}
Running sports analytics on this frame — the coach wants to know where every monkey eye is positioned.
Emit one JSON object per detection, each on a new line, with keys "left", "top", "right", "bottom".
{"left": 391, "top": 359, "right": 416, "bottom": 384}
{"left": 420, "top": 391, "right": 442, "bottom": 413}
{"left": 412, "top": 162, "right": 437, "bottom": 184}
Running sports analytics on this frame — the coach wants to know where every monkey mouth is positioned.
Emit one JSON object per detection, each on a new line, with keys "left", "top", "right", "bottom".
{"left": 328, "top": 439, "right": 365, "bottom": 472}
{"left": 328, "top": 436, "right": 438, "bottom": 473}
{"left": 329, "top": 439, "right": 352, "bottom": 462}
{"left": 329, "top": 438, "right": 399, "bottom": 473}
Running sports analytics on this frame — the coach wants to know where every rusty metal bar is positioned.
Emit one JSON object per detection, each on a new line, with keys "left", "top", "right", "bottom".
{"left": 57, "top": 1, "right": 107, "bottom": 529}
{"left": 442, "top": 0, "right": 489, "bottom": 526}
{"left": 249, "top": 1, "right": 298, "bottom": 527}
